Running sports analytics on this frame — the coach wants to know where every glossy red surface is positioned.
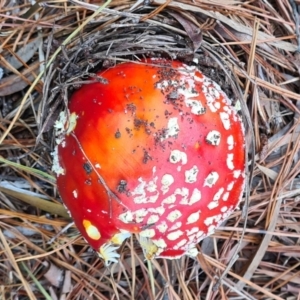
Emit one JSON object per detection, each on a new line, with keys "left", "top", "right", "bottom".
{"left": 55, "top": 59, "right": 245, "bottom": 259}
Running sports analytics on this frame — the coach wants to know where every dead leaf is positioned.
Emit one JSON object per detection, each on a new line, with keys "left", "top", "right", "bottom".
{"left": 61, "top": 270, "right": 72, "bottom": 294}
{"left": 42, "top": 261, "right": 64, "bottom": 287}
{"left": 3, "top": 37, "right": 42, "bottom": 72}
{"left": 0, "top": 61, "right": 40, "bottom": 96}
{"left": 168, "top": 11, "right": 202, "bottom": 52}
{"left": 256, "top": 163, "right": 278, "bottom": 181}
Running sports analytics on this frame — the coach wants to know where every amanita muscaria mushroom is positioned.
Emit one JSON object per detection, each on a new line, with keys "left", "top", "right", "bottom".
{"left": 52, "top": 58, "right": 245, "bottom": 265}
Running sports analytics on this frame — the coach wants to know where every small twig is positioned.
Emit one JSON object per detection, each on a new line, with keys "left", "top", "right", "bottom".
{"left": 147, "top": 259, "right": 156, "bottom": 298}
{"left": 70, "top": 132, "right": 129, "bottom": 215}
{"left": 47, "top": 222, "right": 74, "bottom": 244}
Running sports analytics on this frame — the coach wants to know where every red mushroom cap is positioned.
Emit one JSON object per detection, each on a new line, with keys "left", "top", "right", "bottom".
{"left": 52, "top": 59, "right": 245, "bottom": 264}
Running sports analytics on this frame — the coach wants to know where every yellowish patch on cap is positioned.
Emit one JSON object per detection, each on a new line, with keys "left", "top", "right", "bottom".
{"left": 82, "top": 219, "right": 101, "bottom": 240}
{"left": 194, "top": 141, "right": 200, "bottom": 149}
{"left": 132, "top": 225, "right": 140, "bottom": 232}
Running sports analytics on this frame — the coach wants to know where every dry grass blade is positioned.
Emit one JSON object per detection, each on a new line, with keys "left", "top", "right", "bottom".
{"left": 0, "top": 0, "right": 300, "bottom": 299}
{"left": 0, "top": 187, "right": 70, "bottom": 218}
{"left": 0, "top": 230, "right": 37, "bottom": 299}
{"left": 20, "top": 262, "right": 52, "bottom": 300}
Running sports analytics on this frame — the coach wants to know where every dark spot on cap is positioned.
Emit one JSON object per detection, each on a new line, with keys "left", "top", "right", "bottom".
{"left": 83, "top": 162, "right": 92, "bottom": 174}
{"left": 167, "top": 90, "right": 179, "bottom": 101}
{"left": 126, "top": 103, "right": 136, "bottom": 115}
{"left": 85, "top": 179, "right": 92, "bottom": 185}
{"left": 143, "top": 150, "right": 152, "bottom": 164}
{"left": 134, "top": 118, "right": 144, "bottom": 129}
{"left": 115, "top": 129, "right": 121, "bottom": 139}
{"left": 141, "top": 223, "right": 156, "bottom": 230}
{"left": 117, "top": 180, "right": 128, "bottom": 194}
